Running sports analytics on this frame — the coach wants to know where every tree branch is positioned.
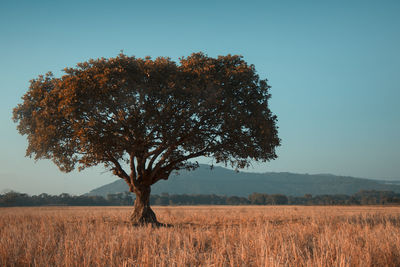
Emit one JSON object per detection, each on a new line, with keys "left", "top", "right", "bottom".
{"left": 129, "top": 151, "right": 137, "bottom": 184}
{"left": 129, "top": 152, "right": 137, "bottom": 177}
{"left": 107, "top": 154, "right": 135, "bottom": 191}
{"left": 149, "top": 132, "right": 197, "bottom": 175}
{"left": 145, "top": 144, "right": 168, "bottom": 171}
{"left": 150, "top": 146, "right": 213, "bottom": 184}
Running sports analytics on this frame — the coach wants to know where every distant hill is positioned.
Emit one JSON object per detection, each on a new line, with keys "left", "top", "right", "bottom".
{"left": 88, "top": 164, "right": 400, "bottom": 197}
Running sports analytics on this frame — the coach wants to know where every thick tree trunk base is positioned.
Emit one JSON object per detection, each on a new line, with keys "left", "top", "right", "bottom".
{"left": 130, "top": 205, "right": 160, "bottom": 226}
{"left": 130, "top": 185, "right": 166, "bottom": 227}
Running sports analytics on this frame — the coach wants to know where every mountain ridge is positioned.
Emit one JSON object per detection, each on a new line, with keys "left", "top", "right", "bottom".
{"left": 88, "top": 164, "right": 400, "bottom": 197}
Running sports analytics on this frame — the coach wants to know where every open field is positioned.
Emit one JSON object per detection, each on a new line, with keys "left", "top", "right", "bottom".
{"left": 1, "top": 206, "right": 400, "bottom": 266}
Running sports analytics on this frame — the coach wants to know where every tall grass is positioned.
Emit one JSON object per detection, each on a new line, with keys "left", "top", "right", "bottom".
{"left": 1, "top": 206, "right": 400, "bottom": 266}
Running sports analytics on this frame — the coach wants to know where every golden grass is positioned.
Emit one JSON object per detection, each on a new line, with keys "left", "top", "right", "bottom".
{"left": 1, "top": 205, "right": 400, "bottom": 266}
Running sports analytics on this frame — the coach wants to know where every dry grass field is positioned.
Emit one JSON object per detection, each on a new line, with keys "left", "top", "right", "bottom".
{"left": 1, "top": 205, "right": 400, "bottom": 267}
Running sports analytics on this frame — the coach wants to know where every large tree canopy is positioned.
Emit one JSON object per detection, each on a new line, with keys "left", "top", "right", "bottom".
{"left": 13, "top": 52, "right": 280, "bottom": 224}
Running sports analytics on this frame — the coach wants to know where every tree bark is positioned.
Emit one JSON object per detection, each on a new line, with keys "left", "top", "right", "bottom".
{"left": 130, "top": 184, "right": 159, "bottom": 225}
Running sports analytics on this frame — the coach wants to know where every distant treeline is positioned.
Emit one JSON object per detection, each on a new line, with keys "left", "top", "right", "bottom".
{"left": 1, "top": 190, "right": 400, "bottom": 207}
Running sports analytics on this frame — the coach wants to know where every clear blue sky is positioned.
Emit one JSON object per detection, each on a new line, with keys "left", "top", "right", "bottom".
{"left": 1, "top": 0, "right": 399, "bottom": 195}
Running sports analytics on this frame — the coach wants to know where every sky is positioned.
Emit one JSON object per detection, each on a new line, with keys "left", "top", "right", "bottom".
{"left": 1, "top": 0, "right": 399, "bottom": 195}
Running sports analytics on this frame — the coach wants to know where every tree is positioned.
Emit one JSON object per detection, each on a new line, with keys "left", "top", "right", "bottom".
{"left": 249, "top": 193, "right": 266, "bottom": 205}
{"left": 13, "top": 52, "right": 280, "bottom": 225}
{"left": 267, "top": 194, "right": 288, "bottom": 205}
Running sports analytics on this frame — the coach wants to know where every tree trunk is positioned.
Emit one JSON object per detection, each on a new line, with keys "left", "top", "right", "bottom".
{"left": 130, "top": 184, "right": 159, "bottom": 225}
